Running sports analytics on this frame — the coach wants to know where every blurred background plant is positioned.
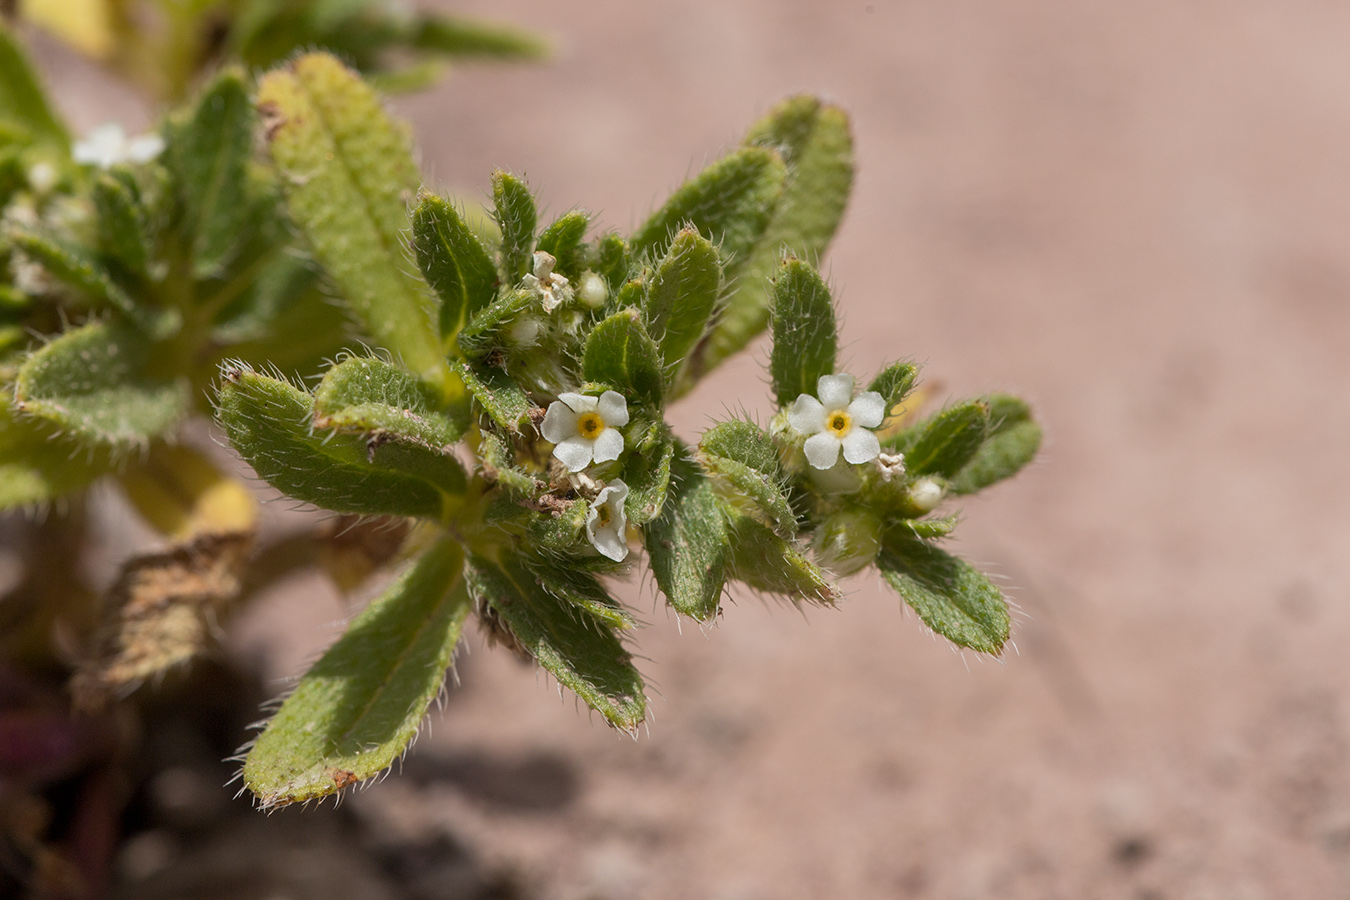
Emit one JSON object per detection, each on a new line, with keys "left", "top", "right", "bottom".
{"left": 0, "top": 5, "right": 543, "bottom": 895}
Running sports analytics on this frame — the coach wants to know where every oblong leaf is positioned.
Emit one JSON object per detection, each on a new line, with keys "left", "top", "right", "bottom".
{"left": 699, "top": 419, "right": 795, "bottom": 537}
{"left": 411, "top": 193, "right": 498, "bottom": 344}
{"left": 257, "top": 53, "right": 446, "bottom": 388}
{"left": 878, "top": 533, "right": 1010, "bottom": 655}
{"left": 630, "top": 146, "right": 786, "bottom": 268}
{"left": 0, "top": 395, "right": 109, "bottom": 509}
{"left": 645, "top": 228, "right": 722, "bottom": 376}
{"left": 897, "top": 400, "right": 991, "bottom": 478}
{"left": 868, "top": 361, "right": 918, "bottom": 414}
{"left": 217, "top": 365, "right": 463, "bottom": 518}
{"left": 456, "top": 360, "right": 530, "bottom": 431}
{"left": 948, "top": 395, "right": 1042, "bottom": 495}
{"left": 690, "top": 96, "right": 853, "bottom": 382}
{"left": 644, "top": 449, "right": 728, "bottom": 621}
{"left": 769, "top": 258, "right": 837, "bottom": 407}
{"left": 727, "top": 515, "right": 839, "bottom": 605}
{"left": 465, "top": 554, "right": 646, "bottom": 731}
{"left": 15, "top": 320, "right": 189, "bottom": 448}
{"left": 582, "top": 309, "right": 663, "bottom": 409}
{"left": 92, "top": 173, "right": 149, "bottom": 278}
{"left": 243, "top": 539, "right": 470, "bottom": 808}
{"left": 537, "top": 211, "right": 589, "bottom": 280}
{"left": 492, "top": 170, "right": 536, "bottom": 282}
{"left": 313, "top": 356, "right": 465, "bottom": 449}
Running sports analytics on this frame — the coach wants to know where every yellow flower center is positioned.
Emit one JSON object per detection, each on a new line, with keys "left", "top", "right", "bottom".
{"left": 827, "top": 410, "right": 852, "bottom": 437}
{"left": 595, "top": 505, "right": 612, "bottom": 527}
{"left": 577, "top": 411, "right": 605, "bottom": 439}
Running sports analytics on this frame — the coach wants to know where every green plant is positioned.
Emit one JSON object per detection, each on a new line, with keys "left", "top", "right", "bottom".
{"left": 0, "top": 14, "right": 1039, "bottom": 824}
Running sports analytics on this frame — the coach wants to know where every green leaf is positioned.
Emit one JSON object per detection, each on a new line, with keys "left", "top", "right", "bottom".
{"left": 217, "top": 365, "right": 464, "bottom": 518}
{"left": 478, "top": 429, "right": 539, "bottom": 495}
{"left": 727, "top": 515, "right": 839, "bottom": 605}
{"left": 15, "top": 320, "right": 188, "bottom": 448}
{"left": 900, "top": 514, "right": 960, "bottom": 539}
{"left": 0, "top": 395, "right": 109, "bottom": 509}
{"left": 411, "top": 193, "right": 498, "bottom": 345}
{"left": 644, "top": 449, "right": 729, "bottom": 621}
{"left": 869, "top": 361, "right": 918, "bottom": 414}
{"left": 691, "top": 96, "right": 853, "bottom": 381}
{"left": 242, "top": 538, "right": 469, "bottom": 808}
{"left": 537, "top": 211, "right": 589, "bottom": 280}
{"left": 623, "top": 429, "right": 674, "bottom": 526}
{"left": 769, "top": 258, "right": 837, "bottom": 407}
{"left": 465, "top": 554, "right": 646, "bottom": 731}
{"left": 592, "top": 233, "right": 630, "bottom": 293}
{"left": 582, "top": 309, "right": 663, "bottom": 409}
{"left": 168, "top": 70, "right": 254, "bottom": 277}
{"left": 257, "top": 53, "right": 446, "bottom": 390}
{"left": 630, "top": 148, "right": 785, "bottom": 273}
{"left": 455, "top": 289, "right": 534, "bottom": 361}
{"left": 313, "top": 356, "right": 465, "bottom": 449}
{"left": 7, "top": 229, "right": 148, "bottom": 326}
{"left": 699, "top": 419, "right": 796, "bottom": 537}
{"left": 455, "top": 360, "right": 531, "bottom": 431}
{"left": 492, "top": 171, "right": 537, "bottom": 282}
{"left": 409, "top": 15, "right": 548, "bottom": 60}
{"left": 92, "top": 173, "right": 149, "bottom": 279}
{"left": 897, "top": 400, "right": 991, "bottom": 478}
{"left": 0, "top": 24, "right": 68, "bottom": 148}
{"left": 878, "top": 532, "right": 1010, "bottom": 655}
{"left": 644, "top": 228, "right": 722, "bottom": 376}
{"left": 948, "top": 395, "right": 1042, "bottom": 495}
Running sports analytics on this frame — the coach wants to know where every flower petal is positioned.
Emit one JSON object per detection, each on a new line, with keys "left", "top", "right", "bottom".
{"left": 848, "top": 391, "right": 887, "bottom": 429}
{"left": 126, "top": 133, "right": 165, "bottom": 164}
{"left": 816, "top": 374, "right": 855, "bottom": 411}
{"left": 553, "top": 437, "right": 595, "bottom": 472}
{"left": 804, "top": 432, "right": 843, "bottom": 469}
{"left": 788, "top": 394, "right": 827, "bottom": 435}
{"left": 597, "top": 390, "right": 629, "bottom": 427}
{"left": 842, "top": 427, "right": 881, "bottom": 464}
{"left": 591, "top": 427, "right": 625, "bottom": 464}
{"left": 559, "top": 392, "right": 598, "bottom": 414}
{"left": 540, "top": 400, "right": 578, "bottom": 443}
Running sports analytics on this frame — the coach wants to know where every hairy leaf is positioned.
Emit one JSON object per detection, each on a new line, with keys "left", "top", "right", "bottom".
{"left": 0, "top": 395, "right": 109, "bottom": 509}
{"left": 645, "top": 449, "right": 728, "bottom": 621}
{"left": 168, "top": 70, "right": 254, "bottom": 277}
{"left": 456, "top": 289, "right": 534, "bottom": 361}
{"left": 537, "top": 211, "right": 589, "bottom": 280}
{"left": 217, "top": 365, "right": 464, "bottom": 518}
{"left": 691, "top": 96, "right": 853, "bottom": 381}
{"left": 582, "top": 309, "right": 663, "bottom": 409}
{"left": 243, "top": 539, "right": 470, "bottom": 808}
{"left": 897, "top": 400, "right": 991, "bottom": 478}
{"left": 869, "top": 361, "right": 919, "bottom": 414}
{"left": 411, "top": 193, "right": 498, "bottom": 344}
{"left": 700, "top": 419, "right": 796, "bottom": 537}
{"left": 456, "top": 360, "right": 531, "bottom": 431}
{"left": 630, "top": 146, "right": 786, "bottom": 270}
{"left": 948, "top": 395, "right": 1042, "bottom": 495}
{"left": 465, "top": 554, "right": 645, "bottom": 731}
{"left": 645, "top": 228, "right": 722, "bottom": 377}
{"left": 92, "top": 173, "right": 149, "bottom": 279}
{"left": 492, "top": 170, "right": 536, "bottom": 282}
{"left": 879, "top": 533, "right": 1010, "bottom": 655}
{"left": 728, "top": 516, "right": 839, "bottom": 605}
{"left": 769, "top": 258, "right": 837, "bottom": 407}
{"left": 257, "top": 53, "right": 446, "bottom": 388}
{"left": 624, "top": 429, "right": 675, "bottom": 526}
{"left": 14, "top": 320, "right": 188, "bottom": 448}
{"left": 313, "top": 356, "right": 464, "bottom": 449}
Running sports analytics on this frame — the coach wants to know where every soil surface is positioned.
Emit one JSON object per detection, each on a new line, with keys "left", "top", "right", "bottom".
{"left": 33, "top": 1, "right": 1350, "bottom": 898}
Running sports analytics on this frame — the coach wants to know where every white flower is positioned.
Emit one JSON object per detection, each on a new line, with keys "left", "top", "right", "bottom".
{"left": 72, "top": 123, "right": 165, "bottom": 169}
{"left": 521, "top": 250, "right": 573, "bottom": 312}
{"left": 577, "top": 271, "right": 608, "bottom": 308}
{"left": 586, "top": 479, "right": 630, "bottom": 561}
{"left": 788, "top": 374, "right": 886, "bottom": 470}
{"left": 540, "top": 390, "right": 628, "bottom": 472}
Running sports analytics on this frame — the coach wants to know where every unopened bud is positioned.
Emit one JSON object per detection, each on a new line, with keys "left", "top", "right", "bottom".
{"left": 814, "top": 506, "right": 882, "bottom": 576}
{"left": 578, "top": 271, "right": 608, "bottom": 308}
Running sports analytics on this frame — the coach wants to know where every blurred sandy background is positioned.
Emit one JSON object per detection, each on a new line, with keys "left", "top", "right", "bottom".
{"left": 34, "top": 1, "right": 1350, "bottom": 897}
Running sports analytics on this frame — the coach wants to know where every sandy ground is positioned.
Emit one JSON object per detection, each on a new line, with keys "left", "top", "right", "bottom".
{"left": 34, "top": 1, "right": 1350, "bottom": 897}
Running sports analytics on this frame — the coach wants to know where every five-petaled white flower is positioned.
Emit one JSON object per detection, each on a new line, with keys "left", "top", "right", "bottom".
{"left": 788, "top": 374, "right": 887, "bottom": 470}
{"left": 586, "top": 479, "right": 630, "bottom": 561}
{"left": 541, "top": 390, "right": 628, "bottom": 472}
{"left": 522, "top": 251, "right": 574, "bottom": 312}
{"left": 72, "top": 123, "right": 165, "bottom": 169}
